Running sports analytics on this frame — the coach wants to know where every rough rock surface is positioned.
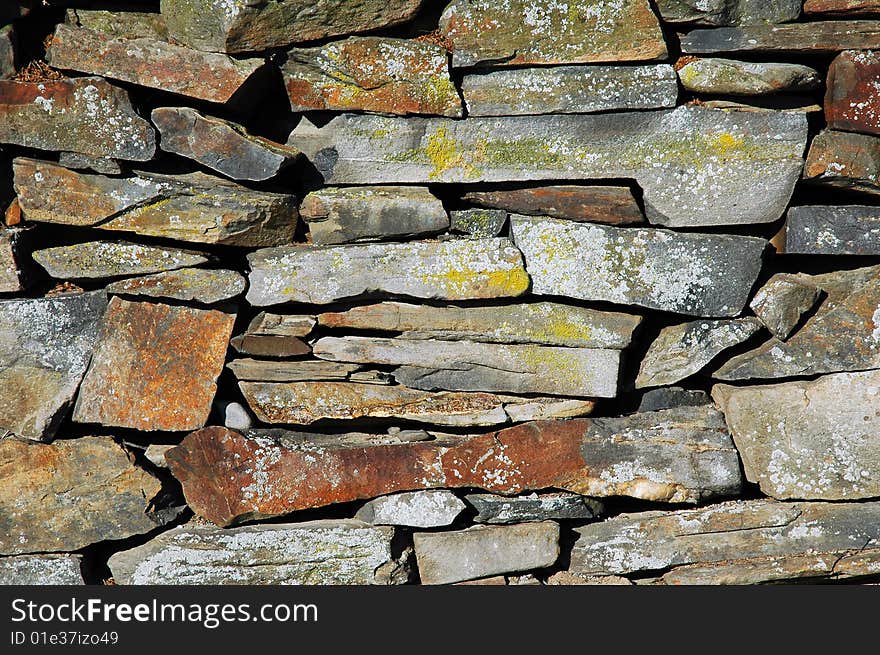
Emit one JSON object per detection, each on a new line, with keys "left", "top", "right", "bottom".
{"left": 804, "top": 1, "right": 880, "bottom": 17}
{"left": 355, "top": 491, "right": 466, "bottom": 528}
{"left": 681, "top": 21, "right": 880, "bottom": 54}
{"left": 33, "top": 241, "right": 209, "bottom": 280}
{"left": 656, "top": 0, "right": 802, "bottom": 25}
{"left": 466, "top": 492, "right": 603, "bottom": 524}
{"left": 449, "top": 209, "right": 507, "bottom": 237}
{"left": 638, "top": 387, "right": 711, "bottom": 413}
{"left": 461, "top": 186, "right": 643, "bottom": 224}
{"left": 0, "top": 25, "right": 14, "bottom": 79}
{"left": 106, "top": 268, "right": 247, "bottom": 304}
{"left": 0, "top": 555, "right": 84, "bottom": 584}
{"left": 0, "top": 230, "right": 22, "bottom": 293}
{"left": 748, "top": 273, "right": 821, "bottom": 340}
{"left": 678, "top": 59, "right": 821, "bottom": 96}
{"left": 785, "top": 205, "right": 880, "bottom": 255}
{"left": 826, "top": 49, "right": 880, "bottom": 136}
{"left": 67, "top": 8, "right": 169, "bottom": 40}
{"left": 803, "top": 129, "right": 880, "bottom": 193}
{"left": 227, "top": 359, "right": 364, "bottom": 383}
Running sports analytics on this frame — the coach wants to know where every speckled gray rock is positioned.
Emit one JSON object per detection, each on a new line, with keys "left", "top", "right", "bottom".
{"left": 108, "top": 520, "right": 405, "bottom": 585}
{"left": 636, "top": 318, "right": 763, "bottom": 388}
{"left": 106, "top": 268, "right": 246, "bottom": 304}
{"left": 748, "top": 273, "right": 821, "bottom": 340}
{"left": 681, "top": 21, "right": 880, "bottom": 54}
{"left": 414, "top": 522, "right": 560, "bottom": 585}
{"left": 0, "top": 230, "right": 22, "bottom": 294}
{"left": 33, "top": 241, "right": 209, "bottom": 280}
{"left": 0, "top": 555, "right": 84, "bottom": 585}
{"left": 246, "top": 238, "right": 529, "bottom": 306}
{"left": 356, "top": 491, "right": 466, "bottom": 528}
{"left": 678, "top": 59, "right": 821, "bottom": 96}
{"left": 656, "top": 0, "right": 802, "bottom": 25}
{"left": 713, "top": 370, "right": 880, "bottom": 500}
{"left": 450, "top": 209, "right": 508, "bottom": 237}
{"left": 784, "top": 205, "right": 880, "bottom": 255}
{"left": 288, "top": 107, "right": 807, "bottom": 228}
{"left": 462, "top": 65, "right": 677, "bottom": 116}
{"left": 466, "top": 492, "right": 603, "bottom": 524}
{"left": 300, "top": 186, "right": 448, "bottom": 245}
{"left": 0, "top": 292, "right": 106, "bottom": 440}
{"left": 511, "top": 216, "right": 766, "bottom": 317}
{"left": 638, "top": 387, "right": 711, "bottom": 413}
{"left": 0, "top": 25, "right": 14, "bottom": 79}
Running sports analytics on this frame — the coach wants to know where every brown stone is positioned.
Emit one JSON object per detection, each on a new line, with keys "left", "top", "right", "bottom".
{"left": 826, "top": 50, "right": 880, "bottom": 136}
{"left": 227, "top": 359, "right": 363, "bottom": 383}
{"left": 461, "top": 186, "right": 643, "bottom": 224}
{"left": 230, "top": 335, "right": 311, "bottom": 358}
{"left": 803, "top": 129, "right": 880, "bottom": 194}
{"left": 0, "top": 230, "right": 21, "bottom": 293}
{"left": 804, "top": 1, "right": 880, "bottom": 17}
{"left": 72, "top": 297, "right": 235, "bottom": 431}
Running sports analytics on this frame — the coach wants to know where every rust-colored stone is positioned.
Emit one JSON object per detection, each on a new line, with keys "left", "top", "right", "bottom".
{"left": 3, "top": 199, "right": 20, "bottom": 227}
{"left": 461, "top": 186, "right": 643, "bottom": 224}
{"left": 72, "top": 297, "right": 235, "bottom": 431}
{"left": 803, "top": 129, "right": 880, "bottom": 193}
{"left": 826, "top": 50, "right": 880, "bottom": 136}
{"left": 804, "top": 0, "right": 880, "bottom": 17}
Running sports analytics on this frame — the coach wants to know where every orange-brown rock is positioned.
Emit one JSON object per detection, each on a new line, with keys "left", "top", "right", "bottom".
{"left": 803, "top": 129, "right": 880, "bottom": 194}
{"left": 461, "top": 186, "right": 643, "bottom": 224}
{"left": 826, "top": 50, "right": 880, "bottom": 136}
{"left": 804, "top": 0, "right": 880, "bottom": 16}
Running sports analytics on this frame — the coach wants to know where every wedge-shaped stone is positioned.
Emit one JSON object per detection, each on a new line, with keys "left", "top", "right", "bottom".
{"left": 657, "top": 0, "right": 802, "bottom": 25}
{"left": 784, "top": 205, "right": 880, "bottom": 255}
{"left": 14, "top": 158, "right": 297, "bottom": 247}
{"left": 166, "top": 406, "right": 740, "bottom": 525}
{"left": 826, "top": 50, "right": 880, "bottom": 136}
{"left": 109, "top": 520, "right": 403, "bottom": 585}
{"left": 803, "top": 130, "right": 880, "bottom": 194}
{"left": 805, "top": 0, "right": 880, "bottom": 17}
{"left": 47, "top": 24, "right": 263, "bottom": 104}
{"left": 0, "top": 77, "right": 155, "bottom": 160}
{"left": 462, "top": 186, "right": 643, "bottom": 224}
{"left": 511, "top": 217, "right": 766, "bottom": 317}
{"left": 300, "top": 186, "right": 448, "bottom": 245}
{"left": 0, "top": 436, "right": 163, "bottom": 555}
{"left": 681, "top": 21, "right": 880, "bottom": 54}
{"left": 715, "top": 265, "right": 880, "bottom": 380}
{"left": 439, "top": 0, "right": 667, "bottom": 68}
{"left": 246, "top": 238, "right": 529, "bottom": 306}
{"left": 0, "top": 230, "right": 22, "bottom": 293}
{"left": 462, "top": 65, "right": 677, "bottom": 116}
{"left": 569, "top": 500, "right": 880, "bottom": 578}
{"left": 0, "top": 292, "right": 105, "bottom": 440}
{"left": 33, "top": 241, "right": 209, "bottom": 280}
{"left": 0, "top": 555, "right": 84, "bottom": 585}
{"left": 466, "top": 492, "right": 603, "bottom": 525}
{"left": 414, "top": 523, "right": 560, "bottom": 585}
{"left": 713, "top": 371, "right": 880, "bottom": 500}
{"left": 678, "top": 59, "right": 821, "bottom": 96}
{"left": 636, "top": 318, "right": 762, "bottom": 388}
{"left": 228, "top": 359, "right": 362, "bottom": 383}
{"left": 285, "top": 37, "right": 460, "bottom": 117}
{"left": 288, "top": 106, "right": 807, "bottom": 228}
{"left": 72, "top": 297, "right": 235, "bottom": 431}
{"left": 151, "top": 107, "right": 300, "bottom": 181}
{"left": 314, "top": 336, "right": 621, "bottom": 397}
{"left": 160, "top": 0, "right": 427, "bottom": 53}
{"left": 239, "top": 381, "right": 595, "bottom": 426}
{"left": 356, "top": 491, "right": 466, "bottom": 528}
{"left": 748, "top": 273, "right": 821, "bottom": 341}
{"left": 106, "top": 268, "right": 246, "bottom": 304}
{"left": 318, "top": 302, "right": 640, "bottom": 349}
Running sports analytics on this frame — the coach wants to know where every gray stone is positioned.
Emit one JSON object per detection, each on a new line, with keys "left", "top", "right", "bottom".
{"left": 414, "top": 522, "right": 560, "bottom": 585}
{"left": 0, "top": 229, "right": 22, "bottom": 294}
{"left": 0, "top": 25, "right": 14, "bottom": 79}
{"left": 57, "top": 152, "right": 122, "bottom": 175}
{"left": 748, "top": 273, "right": 821, "bottom": 340}
{"left": 450, "top": 209, "right": 507, "bottom": 238}
{"left": 784, "top": 205, "right": 880, "bottom": 255}
{"left": 466, "top": 492, "right": 603, "bottom": 524}
{"left": 511, "top": 216, "right": 766, "bottom": 317}
{"left": 246, "top": 238, "right": 529, "bottom": 306}
{"left": 66, "top": 9, "right": 169, "bottom": 40}
{"left": 106, "top": 268, "right": 246, "bottom": 304}
{"left": 547, "top": 572, "right": 632, "bottom": 585}
{"left": 109, "top": 520, "right": 405, "bottom": 585}
{"left": 656, "top": 0, "right": 802, "bottom": 25}
{"left": 462, "top": 65, "right": 678, "bottom": 116}
{"left": 300, "top": 186, "right": 448, "bottom": 245}
{"left": 0, "top": 292, "right": 106, "bottom": 440}
{"left": 636, "top": 318, "right": 763, "bottom": 388}
{"left": 223, "top": 401, "right": 254, "bottom": 431}
{"left": 33, "top": 241, "right": 209, "bottom": 280}
{"left": 356, "top": 491, "right": 466, "bottom": 528}
{"left": 681, "top": 21, "right": 880, "bottom": 54}
{"left": 0, "top": 555, "right": 83, "bottom": 585}
{"left": 678, "top": 58, "right": 821, "bottom": 96}
{"left": 638, "top": 387, "right": 711, "bottom": 413}
{"left": 228, "top": 359, "right": 363, "bottom": 383}
{"left": 144, "top": 444, "right": 174, "bottom": 469}
{"left": 288, "top": 106, "right": 807, "bottom": 229}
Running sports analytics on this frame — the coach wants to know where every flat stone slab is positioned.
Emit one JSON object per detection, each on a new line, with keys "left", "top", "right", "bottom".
{"left": 66, "top": 8, "right": 169, "bottom": 40}
{"left": 246, "top": 238, "right": 529, "bottom": 306}
{"left": 466, "top": 492, "right": 603, "bottom": 524}
{"left": 109, "top": 520, "right": 404, "bottom": 585}
{"left": 678, "top": 58, "right": 821, "bottom": 96}
{"left": 805, "top": 0, "right": 880, "bottom": 17}
{"left": 826, "top": 50, "right": 880, "bottom": 136}
{"left": 0, "top": 436, "right": 163, "bottom": 555}
{"left": 461, "top": 186, "right": 643, "bottom": 224}
{"left": 657, "top": 0, "right": 802, "bottom": 24}
{"left": 72, "top": 297, "right": 235, "bottom": 431}
{"left": 318, "top": 301, "right": 641, "bottom": 349}
{"left": 713, "top": 370, "right": 880, "bottom": 500}
{"left": 14, "top": 158, "right": 298, "bottom": 247}
{"left": 749, "top": 273, "right": 821, "bottom": 340}
{"left": 511, "top": 216, "right": 766, "bottom": 317}
{"left": 0, "top": 77, "right": 155, "bottom": 160}
{"left": 439, "top": 0, "right": 667, "bottom": 68}
{"left": 355, "top": 491, "right": 466, "bottom": 528}
{"left": 462, "top": 65, "right": 677, "bottom": 116}
{"left": 0, "top": 292, "right": 106, "bottom": 440}
{"left": 414, "top": 523, "right": 560, "bottom": 585}
{"left": 784, "top": 205, "right": 880, "bottom": 255}
{"left": 681, "top": 21, "right": 880, "bottom": 54}
{"left": 231, "top": 336, "right": 310, "bottom": 358}
{"left": 0, "top": 555, "right": 84, "bottom": 585}
{"left": 33, "top": 241, "right": 209, "bottom": 280}
{"left": 638, "top": 387, "right": 711, "bottom": 413}
{"left": 803, "top": 129, "right": 880, "bottom": 194}
{"left": 228, "top": 359, "right": 364, "bottom": 383}
{"left": 288, "top": 106, "right": 807, "bottom": 228}
{"left": 106, "top": 268, "right": 246, "bottom": 304}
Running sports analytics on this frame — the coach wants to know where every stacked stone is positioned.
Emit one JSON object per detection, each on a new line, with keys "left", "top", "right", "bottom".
{"left": 0, "top": 0, "right": 879, "bottom": 586}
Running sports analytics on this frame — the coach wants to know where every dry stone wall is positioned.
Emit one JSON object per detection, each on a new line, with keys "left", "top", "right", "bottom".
{"left": 0, "top": 0, "right": 879, "bottom": 586}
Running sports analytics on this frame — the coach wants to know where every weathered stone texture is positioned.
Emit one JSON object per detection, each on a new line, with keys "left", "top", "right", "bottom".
{"left": 450, "top": 209, "right": 507, "bottom": 238}
{"left": 467, "top": 492, "right": 603, "bottom": 524}
{"left": 784, "top": 205, "right": 880, "bottom": 255}
{"left": 678, "top": 59, "right": 821, "bottom": 96}
{"left": 33, "top": 241, "right": 209, "bottom": 280}
{"left": 681, "top": 21, "right": 880, "bottom": 54}
{"left": 748, "top": 273, "right": 821, "bottom": 340}
{"left": 803, "top": 129, "right": 880, "bottom": 193}
{"left": 656, "top": 0, "right": 802, "bottom": 25}
{"left": 0, "top": 555, "right": 84, "bottom": 585}
{"left": 826, "top": 50, "right": 880, "bottom": 136}
{"left": 356, "top": 491, "right": 466, "bottom": 528}
{"left": 461, "top": 186, "right": 643, "bottom": 224}
{"left": 0, "top": 25, "right": 14, "bottom": 79}
{"left": 0, "top": 230, "right": 22, "bottom": 293}
{"left": 106, "top": 268, "right": 247, "bottom": 304}
{"left": 804, "top": 1, "right": 880, "bottom": 18}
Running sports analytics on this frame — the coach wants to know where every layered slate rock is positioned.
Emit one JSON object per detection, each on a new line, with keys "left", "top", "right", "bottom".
{"left": 462, "top": 65, "right": 677, "bottom": 116}
{"left": 239, "top": 381, "right": 595, "bottom": 426}
{"left": 638, "top": 387, "right": 711, "bottom": 412}
{"left": 450, "top": 209, "right": 507, "bottom": 237}
{"left": 715, "top": 265, "right": 880, "bottom": 380}
{"left": 803, "top": 129, "right": 880, "bottom": 193}
{"left": 106, "top": 268, "right": 247, "bottom": 304}
{"left": 713, "top": 371, "right": 880, "bottom": 500}
{"left": 246, "top": 238, "right": 529, "bottom": 306}
{"left": 439, "top": 0, "right": 667, "bottom": 68}
{"left": 160, "top": 0, "right": 428, "bottom": 53}
{"left": 636, "top": 318, "right": 762, "bottom": 388}
{"left": 284, "top": 37, "right": 460, "bottom": 117}
{"left": 47, "top": 24, "right": 263, "bottom": 104}
{"left": 288, "top": 106, "right": 807, "bottom": 228}
{"left": 0, "top": 292, "right": 106, "bottom": 440}
{"left": 784, "top": 205, "right": 880, "bottom": 255}
{"left": 0, "top": 555, "right": 84, "bottom": 585}
{"left": 228, "top": 359, "right": 364, "bottom": 383}
{"left": 0, "top": 77, "right": 155, "bottom": 160}
{"left": 57, "top": 152, "right": 122, "bottom": 175}
{"left": 314, "top": 336, "right": 622, "bottom": 397}
{"left": 805, "top": 0, "right": 880, "bottom": 17}
{"left": 109, "top": 520, "right": 404, "bottom": 585}
{"left": 0, "top": 230, "right": 22, "bottom": 293}
{"left": 300, "top": 186, "right": 448, "bottom": 245}
{"left": 569, "top": 500, "right": 880, "bottom": 582}
{"left": 749, "top": 273, "right": 821, "bottom": 341}
{"left": 678, "top": 59, "right": 821, "bottom": 96}
{"left": 318, "top": 301, "right": 641, "bottom": 349}
{"left": 33, "top": 241, "right": 209, "bottom": 280}
{"left": 461, "top": 186, "right": 643, "bottom": 224}
{"left": 151, "top": 107, "right": 301, "bottom": 182}
{"left": 14, "top": 159, "right": 297, "bottom": 247}
{"left": 72, "top": 297, "right": 235, "bottom": 431}
{"left": 166, "top": 406, "right": 741, "bottom": 525}
{"left": 656, "top": 0, "right": 802, "bottom": 24}
{"left": 355, "top": 491, "right": 466, "bottom": 528}
{"left": 414, "top": 523, "right": 559, "bottom": 585}
{"left": 826, "top": 50, "right": 880, "bottom": 136}
{"left": 466, "top": 492, "right": 603, "bottom": 524}
{"left": 0, "top": 436, "right": 162, "bottom": 554}
{"left": 681, "top": 21, "right": 880, "bottom": 54}
{"left": 230, "top": 312, "right": 314, "bottom": 357}
{"left": 510, "top": 217, "right": 766, "bottom": 317}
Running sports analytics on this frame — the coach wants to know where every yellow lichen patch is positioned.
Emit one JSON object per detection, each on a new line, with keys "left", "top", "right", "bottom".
{"left": 425, "top": 125, "right": 463, "bottom": 179}
{"left": 421, "top": 265, "right": 529, "bottom": 298}
{"left": 712, "top": 132, "right": 745, "bottom": 155}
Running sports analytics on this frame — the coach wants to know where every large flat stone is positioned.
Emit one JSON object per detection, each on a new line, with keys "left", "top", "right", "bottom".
{"left": 288, "top": 106, "right": 807, "bottom": 228}
{"left": 681, "top": 21, "right": 880, "bottom": 54}
{"left": 0, "top": 555, "right": 84, "bottom": 585}
{"left": 355, "top": 491, "right": 466, "bottom": 528}
{"left": 246, "top": 238, "right": 529, "bottom": 306}
{"left": 826, "top": 50, "right": 880, "bottom": 136}
{"left": 461, "top": 186, "right": 643, "bottom": 224}
{"left": 72, "top": 297, "right": 235, "bottom": 431}
{"left": 466, "top": 492, "right": 602, "bottom": 524}
{"left": 511, "top": 216, "right": 766, "bottom": 317}
{"left": 784, "top": 205, "right": 880, "bottom": 255}
{"left": 678, "top": 58, "right": 821, "bottom": 96}
{"left": 33, "top": 241, "right": 209, "bottom": 280}
{"left": 803, "top": 129, "right": 880, "bottom": 194}
{"left": 656, "top": 0, "right": 802, "bottom": 25}
{"left": 106, "top": 268, "right": 246, "bottom": 304}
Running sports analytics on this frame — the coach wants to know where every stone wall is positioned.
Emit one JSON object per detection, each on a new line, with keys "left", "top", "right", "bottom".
{"left": 1, "top": 0, "right": 879, "bottom": 586}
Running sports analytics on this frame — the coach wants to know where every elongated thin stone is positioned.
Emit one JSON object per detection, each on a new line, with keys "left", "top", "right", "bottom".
{"left": 461, "top": 186, "right": 644, "bottom": 224}
{"left": 227, "top": 359, "right": 363, "bottom": 383}
{"left": 356, "top": 491, "right": 466, "bottom": 528}
{"left": 805, "top": 0, "right": 880, "bottom": 17}
{"left": 656, "top": 0, "right": 802, "bottom": 25}
{"left": 681, "top": 21, "right": 880, "bottom": 54}
{"left": 784, "top": 205, "right": 880, "bottom": 255}
{"left": 106, "top": 268, "right": 247, "bottom": 304}
{"left": 678, "top": 59, "right": 821, "bottom": 96}
{"left": 466, "top": 492, "right": 603, "bottom": 524}
{"left": 33, "top": 241, "right": 209, "bottom": 280}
